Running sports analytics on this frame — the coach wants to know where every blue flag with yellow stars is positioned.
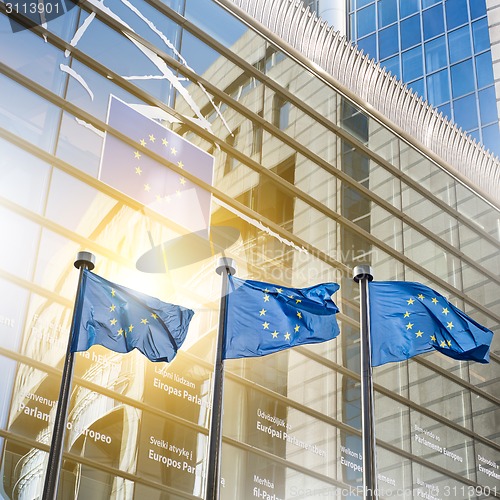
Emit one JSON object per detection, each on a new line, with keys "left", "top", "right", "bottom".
{"left": 100, "top": 95, "right": 213, "bottom": 235}
{"left": 223, "top": 276, "right": 340, "bottom": 359}
{"left": 369, "top": 281, "right": 493, "bottom": 366}
{"left": 72, "top": 269, "right": 194, "bottom": 362}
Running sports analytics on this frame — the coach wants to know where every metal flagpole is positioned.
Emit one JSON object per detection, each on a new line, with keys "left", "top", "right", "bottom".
{"left": 206, "top": 257, "right": 236, "bottom": 500}
{"left": 353, "top": 265, "right": 377, "bottom": 500}
{"left": 42, "top": 251, "right": 95, "bottom": 500}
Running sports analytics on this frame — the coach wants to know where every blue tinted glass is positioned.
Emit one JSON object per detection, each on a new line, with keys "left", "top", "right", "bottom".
{"left": 408, "top": 78, "right": 425, "bottom": 97}
{"left": 381, "top": 55, "right": 400, "bottom": 78}
{"left": 425, "top": 36, "right": 447, "bottom": 72}
{"left": 423, "top": 0, "right": 439, "bottom": 6}
{"left": 470, "top": 0, "right": 487, "bottom": 20}
{"left": 423, "top": 5, "right": 445, "bottom": 40}
{"left": 476, "top": 51, "right": 494, "bottom": 88}
{"left": 403, "top": 46, "right": 423, "bottom": 81}
{"left": 357, "top": 34, "right": 377, "bottom": 57}
{"left": 379, "top": 24, "right": 399, "bottom": 59}
{"left": 357, "top": 0, "right": 374, "bottom": 7}
{"left": 357, "top": 4, "right": 376, "bottom": 37}
{"left": 472, "top": 18, "right": 490, "bottom": 53}
{"left": 468, "top": 129, "right": 481, "bottom": 142}
{"left": 482, "top": 124, "right": 500, "bottom": 155}
{"left": 479, "top": 87, "right": 498, "bottom": 124}
{"left": 438, "top": 102, "right": 451, "bottom": 120}
{"left": 400, "top": 0, "right": 419, "bottom": 18}
{"left": 378, "top": 0, "right": 398, "bottom": 27}
{"left": 401, "top": 15, "right": 421, "bottom": 50}
{"left": 448, "top": 26, "right": 472, "bottom": 64}
{"left": 451, "top": 59, "right": 475, "bottom": 97}
{"left": 427, "top": 69, "right": 450, "bottom": 105}
{"left": 445, "top": 0, "right": 468, "bottom": 29}
{"left": 350, "top": 14, "right": 356, "bottom": 38}
{"left": 453, "top": 94, "right": 478, "bottom": 130}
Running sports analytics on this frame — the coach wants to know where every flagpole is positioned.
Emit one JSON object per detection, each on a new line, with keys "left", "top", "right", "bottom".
{"left": 206, "top": 257, "right": 236, "bottom": 500}
{"left": 353, "top": 265, "right": 377, "bottom": 500}
{"left": 42, "top": 251, "right": 96, "bottom": 500}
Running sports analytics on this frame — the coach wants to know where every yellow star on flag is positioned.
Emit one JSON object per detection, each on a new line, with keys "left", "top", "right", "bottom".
{"left": 262, "top": 322, "right": 270, "bottom": 330}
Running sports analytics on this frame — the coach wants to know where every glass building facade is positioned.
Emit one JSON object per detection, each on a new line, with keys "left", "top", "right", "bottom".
{"left": 0, "top": 0, "right": 499, "bottom": 498}
{"left": 348, "top": 0, "right": 500, "bottom": 157}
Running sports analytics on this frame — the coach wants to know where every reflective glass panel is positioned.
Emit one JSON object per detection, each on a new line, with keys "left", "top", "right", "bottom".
{"left": 470, "top": 0, "right": 487, "bottom": 19}
{"left": 448, "top": 26, "right": 472, "bottom": 64}
{"left": 357, "top": 33, "right": 377, "bottom": 57}
{"left": 400, "top": 0, "right": 420, "bottom": 18}
{"left": 478, "top": 87, "right": 498, "bottom": 125}
{"left": 378, "top": 0, "right": 398, "bottom": 28}
{"left": 427, "top": 69, "right": 450, "bottom": 106}
{"left": 425, "top": 36, "right": 447, "bottom": 72}
{"left": 476, "top": 51, "right": 494, "bottom": 88}
{"left": 357, "top": 3, "right": 376, "bottom": 37}
{"left": 409, "top": 77, "right": 425, "bottom": 97}
{"left": 423, "top": 4, "right": 445, "bottom": 40}
{"left": 379, "top": 24, "right": 399, "bottom": 59}
{"left": 381, "top": 54, "right": 400, "bottom": 78}
{"left": 402, "top": 46, "right": 423, "bottom": 81}
{"left": 453, "top": 94, "right": 478, "bottom": 131}
{"left": 450, "top": 59, "right": 475, "bottom": 98}
{"left": 401, "top": 15, "right": 421, "bottom": 50}
{"left": 472, "top": 17, "right": 490, "bottom": 53}
{"left": 482, "top": 123, "right": 500, "bottom": 156}
{"left": 445, "top": 0, "right": 469, "bottom": 30}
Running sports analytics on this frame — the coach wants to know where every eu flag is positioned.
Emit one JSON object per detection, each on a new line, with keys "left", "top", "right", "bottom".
{"left": 369, "top": 281, "right": 493, "bottom": 366}
{"left": 100, "top": 96, "right": 213, "bottom": 234}
{"left": 223, "top": 276, "right": 340, "bottom": 359}
{"left": 72, "top": 269, "right": 194, "bottom": 362}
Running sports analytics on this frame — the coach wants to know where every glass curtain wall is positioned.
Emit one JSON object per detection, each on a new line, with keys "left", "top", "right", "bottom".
{"left": 348, "top": 0, "right": 500, "bottom": 157}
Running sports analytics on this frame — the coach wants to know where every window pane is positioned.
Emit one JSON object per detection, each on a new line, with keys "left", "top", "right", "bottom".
{"left": 357, "top": 0, "right": 374, "bottom": 8}
{"left": 482, "top": 123, "right": 500, "bottom": 155}
{"left": 427, "top": 69, "right": 450, "bottom": 105}
{"left": 381, "top": 54, "right": 400, "bottom": 78}
{"left": 445, "top": 0, "right": 469, "bottom": 30}
{"left": 423, "top": 4, "right": 445, "bottom": 40}
{"left": 437, "top": 102, "right": 451, "bottom": 120}
{"left": 399, "top": 0, "right": 419, "bottom": 18}
{"left": 479, "top": 87, "right": 498, "bottom": 125}
{"left": 357, "top": 4, "right": 376, "bottom": 37}
{"left": 453, "top": 94, "right": 478, "bottom": 131}
{"left": 425, "top": 36, "right": 447, "bottom": 72}
{"left": 448, "top": 26, "right": 472, "bottom": 64}
{"left": 472, "top": 18, "right": 490, "bottom": 53}
{"left": 401, "top": 15, "right": 421, "bottom": 50}
{"left": 402, "top": 46, "right": 423, "bottom": 81}
{"left": 422, "top": 0, "right": 439, "bottom": 6}
{"left": 451, "top": 59, "right": 475, "bottom": 97}
{"left": 408, "top": 78, "right": 425, "bottom": 98}
{"left": 379, "top": 24, "right": 399, "bottom": 59}
{"left": 357, "top": 34, "right": 377, "bottom": 58}
{"left": 470, "top": 0, "right": 487, "bottom": 20}
{"left": 476, "top": 51, "right": 494, "bottom": 88}
{"left": 378, "top": 0, "right": 398, "bottom": 28}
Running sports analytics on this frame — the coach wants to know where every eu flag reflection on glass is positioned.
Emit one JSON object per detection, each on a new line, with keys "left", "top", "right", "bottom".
{"left": 100, "top": 95, "right": 214, "bottom": 235}
{"left": 72, "top": 269, "right": 194, "bottom": 363}
{"left": 223, "top": 275, "right": 340, "bottom": 359}
{"left": 369, "top": 281, "right": 493, "bottom": 366}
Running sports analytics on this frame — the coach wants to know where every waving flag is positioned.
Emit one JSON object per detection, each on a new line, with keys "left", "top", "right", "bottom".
{"left": 223, "top": 276, "right": 340, "bottom": 359}
{"left": 369, "top": 281, "right": 493, "bottom": 366}
{"left": 73, "top": 269, "right": 194, "bottom": 362}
